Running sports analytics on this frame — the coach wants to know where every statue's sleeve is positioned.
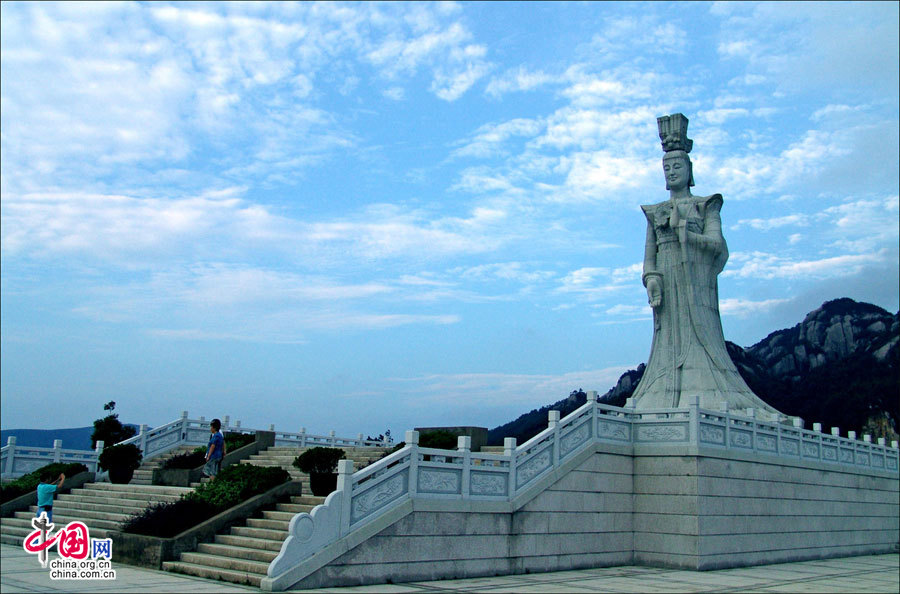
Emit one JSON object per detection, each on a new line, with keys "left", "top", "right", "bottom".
{"left": 641, "top": 205, "right": 658, "bottom": 277}
{"left": 685, "top": 194, "right": 728, "bottom": 273}
{"left": 686, "top": 195, "right": 725, "bottom": 253}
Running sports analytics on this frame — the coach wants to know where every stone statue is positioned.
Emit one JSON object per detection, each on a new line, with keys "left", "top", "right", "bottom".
{"left": 629, "top": 114, "right": 784, "bottom": 418}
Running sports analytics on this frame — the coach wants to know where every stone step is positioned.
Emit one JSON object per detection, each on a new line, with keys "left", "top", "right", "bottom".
{"left": 197, "top": 542, "right": 278, "bottom": 563}
{"left": 214, "top": 533, "right": 285, "bottom": 552}
{"left": 261, "top": 510, "right": 297, "bottom": 522}
{"left": 161, "top": 561, "right": 263, "bottom": 587}
{"left": 33, "top": 499, "right": 139, "bottom": 516}
{"left": 230, "top": 526, "right": 287, "bottom": 541}
{"left": 1, "top": 518, "right": 111, "bottom": 539}
{"left": 83, "top": 483, "right": 193, "bottom": 496}
{"left": 245, "top": 518, "right": 290, "bottom": 531}
{"left": 20, "top": 507, "right": 130, "bottom": 524}
{"left": 58, "top": 493, "right": 181, "bottom": 507}
{"left": 291, "top": 495, "right": 326, "bottom": 505}
{"left": 274, "top": 503, "right": 317, "bottom": 514}
{"left": 179, "top": 551, "right": 271, "bottom": 574}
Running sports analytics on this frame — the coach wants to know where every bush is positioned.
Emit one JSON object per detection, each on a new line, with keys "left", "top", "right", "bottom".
{"left": 121, "top": 498, "right": 217, "bottom": 538}
{"left": 0, "top": 462, "right": 89, "bottom": 503}
{"left": 186, "top": 464, "right": 290, "bottom": 509}
{"left": 97, "top": 443, "right": 143, "bottom": 472}
{"left": 162, "top": 451, "right": 207, "bottom": 470}
{"left": 292, "top": 447, "right": 345, "bottom": 474}
{"left": 90, "top": 401, "right": 136, "bottom": 449}
{"left": 224, "top": 432, "right": 255, "bottom": 451}
{"left": 122, "top": 463, "right": 290, "bottom": 537}
{"left": 419, "top": 430, "right": 457, "bottom": 450}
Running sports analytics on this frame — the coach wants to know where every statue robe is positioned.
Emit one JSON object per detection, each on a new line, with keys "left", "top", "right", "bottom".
{"left": 631, "top": 194, "right": 781, "bottom": 415}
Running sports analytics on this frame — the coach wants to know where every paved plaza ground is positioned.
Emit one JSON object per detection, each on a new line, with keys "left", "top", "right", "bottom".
{"left": 1, "top": 544, "right": 897, "bottom": 593}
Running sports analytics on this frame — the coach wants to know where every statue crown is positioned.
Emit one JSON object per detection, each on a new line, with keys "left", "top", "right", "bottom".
{"left": 657, "top": 113, "right": 693, "bottom": 153}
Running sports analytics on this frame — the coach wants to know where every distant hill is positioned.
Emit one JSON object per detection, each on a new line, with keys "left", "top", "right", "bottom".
{"left": 487, "top": 298, "right": 899, "bottom": 445}
{"left": 0, "top": 424, "right": 142, "bottom": 450}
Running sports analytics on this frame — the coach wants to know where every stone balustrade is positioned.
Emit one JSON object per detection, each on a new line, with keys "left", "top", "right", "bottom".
{"left": 1, "top": 412, "right": 390, "bottom": 479}
{"left": 264, "top": 392, "right": 900, "bottom": 590}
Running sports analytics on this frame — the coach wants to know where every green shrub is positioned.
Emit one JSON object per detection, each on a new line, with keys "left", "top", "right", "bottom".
{"left": 0, "top": 462, "right": 89, "bottom": 503}
{"left": 186, "top": 464, "right": 290, "bottom": 510}
{"left": 224, "top": 432, "right": 255, "bottom": 451}
{"left": 97, "top": 443, "right": 143, "bottom": 472}
{"left": 121, "top": 498, "right": 217, "bottom": 538}
{"left": 292, "top": 447, "right": 345, "bottom": 474}
{"left": 162, "top": 451, "right": 207, "bottom": 470}
{"left": 122, "top": 463, "right": 289, "bottom": 537}
{"left": 419, "top": 430, "right": 457, "bottom": 450}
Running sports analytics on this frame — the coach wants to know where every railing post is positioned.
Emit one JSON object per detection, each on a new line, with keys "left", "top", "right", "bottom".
{"left": 269, "top": 424, "right": 275, "bottom": 432}
{"left": 330, "top": 430, "right": 336, "bottom": 447}
{"left": 878, "top": 437, "right": 886, "bottom": 446}
{"left": 139, "top": 424, "right": 148, "bottom": 454}
{"left": 588, "top": 391, "right": 599, "bottom": 441}
{"left": 813, "top": 422, "right": 822, "bottom": 433}
{"left": 689, "top": 396, "right": 700, "bottom": 445}
{"left": 53, "top": 439, "right": 63, "bottom": 463}
{"left": 235, "top": 420, "right": 241, "bottom": 429}
{"left": 458, "top": 436, "right": 471, "bottom": 499}
{"left": 548, "top": 411, "right": 560, "bottom": 466}
{"left": 180, "top": 410, "right": 189, "bottom": 441}
{"left": 504, "top": 437, "right": 517, "bottom": 497}
{"left": 224, "top": 415, "right": 230, "bottom": 430}
{"left": 337, "top": 459, "right": 354, "bottom": 537}
{"left": 5, "top": 436, "right": 17, "bottom": 475}
{"left": 94, "top": 440, "right": 104, "bottom": 473}
{"left": 863, "top": 434, "right": 872, "bottom": 443}
{"left": 406, "top": 430, "right": 419, "bottom": 497}
{"left": 299, "top": 427, "right": 307, "bottom": 447}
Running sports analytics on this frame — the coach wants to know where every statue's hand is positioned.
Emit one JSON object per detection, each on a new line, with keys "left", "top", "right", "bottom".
{"left": 646, "top": 276, "right": 662, "bottom": 309}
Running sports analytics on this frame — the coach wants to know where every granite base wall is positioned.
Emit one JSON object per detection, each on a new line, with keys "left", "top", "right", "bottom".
{"left": 289, "top": 450, "right": 634, "bottom": 589}
{"left": 283, "top": 445, "right": 899, "bottom": 589}
{"left": 633, "top": 448, "right": 900, "bottom": 570}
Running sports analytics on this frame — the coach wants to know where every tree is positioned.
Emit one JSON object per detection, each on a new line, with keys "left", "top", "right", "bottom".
{"left": 90, "top": 401, "right": 136, "bottom": 449}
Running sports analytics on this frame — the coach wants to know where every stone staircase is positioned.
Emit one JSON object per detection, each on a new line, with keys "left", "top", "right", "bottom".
{"left": 162, "top": 493, "right": 326, "bottom": 587}
{"left": 132, "top": 444, "right": 200, "bottom": 485}
{"left": 244, "top": 445, "right": 394, "bottom": 490}
{"left": 0, "top": 482, "right": 194, "bottom": 545}
{"left": 161, "top": 444, "right": 393, "bottom": 586}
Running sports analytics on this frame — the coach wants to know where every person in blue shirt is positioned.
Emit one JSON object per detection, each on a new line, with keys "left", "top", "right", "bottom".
{"left": 204, "top": 418, "right": 226, "bottom": 480}
{"left": 36, "top": 472, "right": 65, "bottom": 523}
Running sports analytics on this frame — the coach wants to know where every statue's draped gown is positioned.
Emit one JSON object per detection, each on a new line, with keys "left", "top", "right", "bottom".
{"left": 631, "top": 194, "right": 781, "bottom": 414}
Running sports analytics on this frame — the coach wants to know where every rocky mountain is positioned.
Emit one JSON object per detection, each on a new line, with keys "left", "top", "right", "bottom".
{"left": 487, "top": 298, "right": 899, "bottom": 445}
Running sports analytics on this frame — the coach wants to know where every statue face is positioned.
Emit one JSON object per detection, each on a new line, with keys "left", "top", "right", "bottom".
{"left": 663, "top": 155, "right": 690, "bottom": 191}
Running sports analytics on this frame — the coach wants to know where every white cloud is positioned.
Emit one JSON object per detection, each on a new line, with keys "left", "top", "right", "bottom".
{"left": 391, "top": 366, "right": 632, "bottom": 407}
{"left": 719, "top": 298, "right": 790, "bottom": 317}
{"left": 485, "top": 66, "right": 558, "bottom": 98}
{"left": 452, "top": 118, "right": 544, "bottom": 158}
{"left": 724, "top": 249, "right": 891, "bottom": 280}
{"left": 731, "top": 214, "right": 809, "bottom": 231}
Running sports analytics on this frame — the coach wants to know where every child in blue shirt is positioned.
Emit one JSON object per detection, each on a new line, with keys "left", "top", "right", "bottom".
{"left": 203, "top": 418, "right": 226, "bottom": 480}
{"left": 36, "top": 472, "right": 65, "bottom": 523}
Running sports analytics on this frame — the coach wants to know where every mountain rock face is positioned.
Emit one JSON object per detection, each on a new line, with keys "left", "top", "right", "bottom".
{"left": 488, "top": 299, "right": 899, "bottom": 445}
{"left": 744, "top": 298, "right": 898, "bottom": 380}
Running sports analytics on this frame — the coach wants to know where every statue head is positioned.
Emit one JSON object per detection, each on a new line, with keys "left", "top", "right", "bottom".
{"left": 663, "top": 150, "right": 694, "bottom": 191}
{"left": 657, "top": 113, "right": 695, "bottom": 192}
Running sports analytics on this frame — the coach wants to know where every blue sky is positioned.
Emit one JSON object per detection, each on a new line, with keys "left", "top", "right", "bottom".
{"left": 2, "top": 1, "right": 898, "bottom": 438}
